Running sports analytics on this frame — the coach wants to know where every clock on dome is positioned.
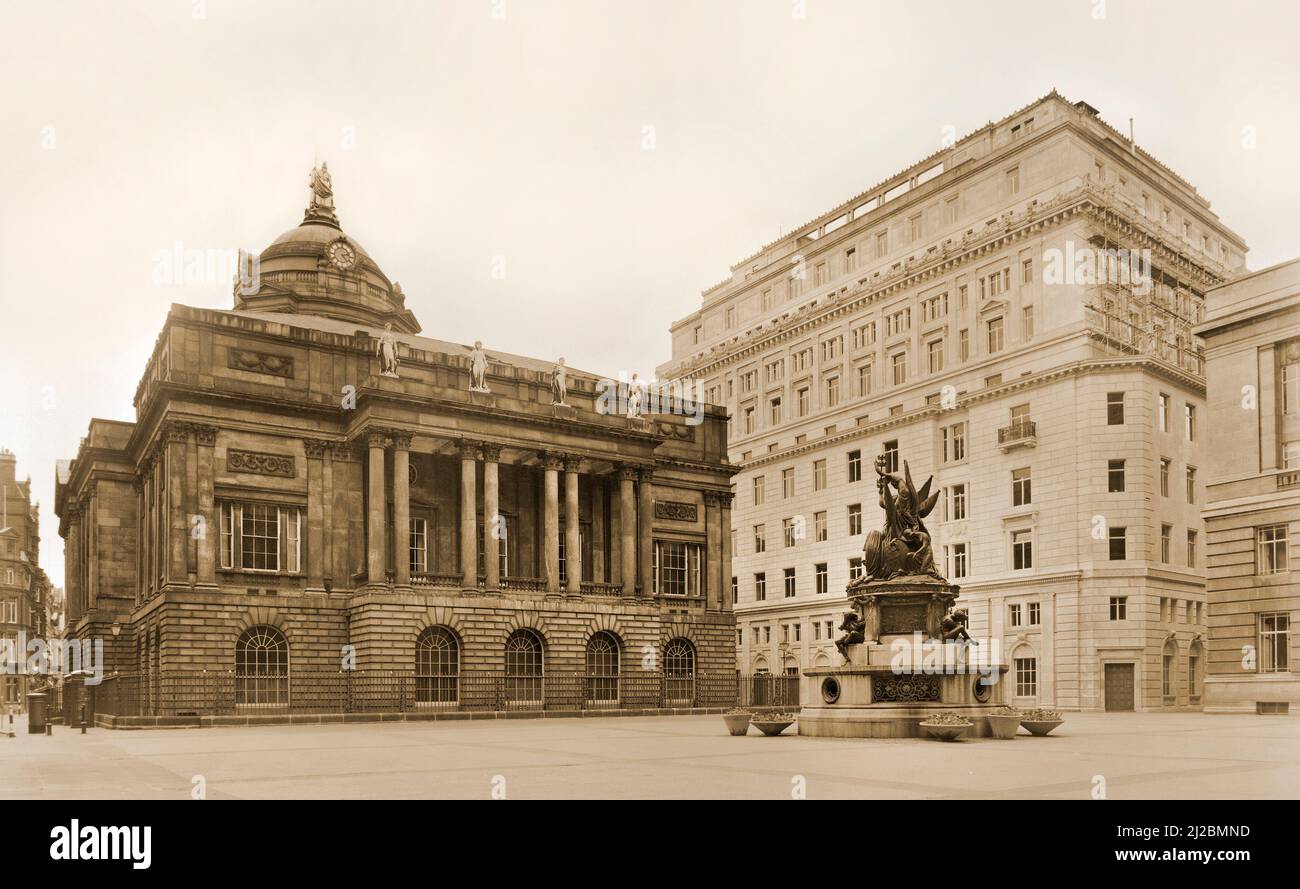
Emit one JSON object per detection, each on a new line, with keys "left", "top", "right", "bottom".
{"left": 327, "top": 237, "right": 357, "bottom": 271}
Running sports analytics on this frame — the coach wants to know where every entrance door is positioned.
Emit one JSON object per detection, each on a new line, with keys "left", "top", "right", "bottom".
{"left": 1104, "top": 663, "right": 1135, "bottom": 711}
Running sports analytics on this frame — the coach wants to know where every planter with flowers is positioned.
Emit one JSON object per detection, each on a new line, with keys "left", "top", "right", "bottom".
{"left": 751, "top": 712, "right": 797, "bottom": 736}
{"left": 918, "top": 711, "right": 973, "bottom": 741}
{"left": 986, "top": 706, "right": 1023, "bottom": 739}
{"left": 1020, "top": 708, "right": 1065, "bottom": 736}
{"left": 723, "top": 708, "right": 753, "bottom": 736}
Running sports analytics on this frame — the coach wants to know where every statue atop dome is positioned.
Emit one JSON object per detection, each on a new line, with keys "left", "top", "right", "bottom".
{"left": 305, "top": 162, "right": 339, "bottom": 226}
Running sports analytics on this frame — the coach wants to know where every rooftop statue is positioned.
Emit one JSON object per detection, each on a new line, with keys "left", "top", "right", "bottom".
{"left": 305, "top": 162, "right": 338, "bottom": 225}
{"left": 853, "top": 456, "right": 943, "bottom": 586}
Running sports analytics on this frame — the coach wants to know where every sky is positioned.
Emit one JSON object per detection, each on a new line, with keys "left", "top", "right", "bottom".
{"left": 2, "top": 0, "right": 1298, "bottom": 586}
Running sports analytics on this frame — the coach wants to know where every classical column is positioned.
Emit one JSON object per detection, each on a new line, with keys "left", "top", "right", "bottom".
{"left": 481, "top": 442, "right": 502, "bottom": 592}
{"left": 458, "top": 439, "right": 479, "bottom": 591}
{"left": 564, "top": 456, "right": 582, "bottom": 595}
{"left": 194, "top": 425, "right": 217, "bottom": 587}
{"left": 618, "top": 465, "right": 637, "bottom": 596}
{"left": 704, "top": 491, "right": 722, "bottom": 611}
{"left": 65, "top": 506, "right": 83, "bottom": 625}
{"left": 165, "top": 422, "right": 188, "bottom": 588}
{"left": 391, "top": 432, "right": 413, "bottom": 589}
{"left": 366, "top": 430, "right": 388, "bottom": 587}
{"left": 720, "top": 492, "right": 734, "bottom": 611}
{"left": 542, "top": 452, "right": 563, "bottom": 593}
{"left": 637, "top": 466, "right": 654, "bottom": 596}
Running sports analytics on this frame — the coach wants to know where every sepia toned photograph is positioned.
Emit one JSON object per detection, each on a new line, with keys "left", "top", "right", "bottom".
{"left": 1, "top": 0, "right": 1297, "bottom": 863}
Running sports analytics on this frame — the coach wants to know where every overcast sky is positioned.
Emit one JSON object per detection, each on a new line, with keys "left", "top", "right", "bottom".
{"left": 2, "top": 0, "right": 1297, "bottom": 586}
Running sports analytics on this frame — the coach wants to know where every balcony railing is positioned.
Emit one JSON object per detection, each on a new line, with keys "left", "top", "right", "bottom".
{"left": 997, "top": 420, "right": 1037, "bottom": 448}
{"left": 79, "top": 670, "right": 799, "bottom": 719}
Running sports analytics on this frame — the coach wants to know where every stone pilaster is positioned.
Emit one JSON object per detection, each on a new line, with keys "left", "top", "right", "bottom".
{"left": 704, "top": 491, "right": 722, "bottom": 611}
{"left": 638, "top": 466, "right": 654, "bottom": 596}
{"left": 720, "top": 491, "right": 734, "bottom": 611}
{"left": 391, "top": 431, "right": 413, "bottom": 590}
{"left": 193, "top": 424, "right": 217, "bottom": 587}
{"left": 304, "top": 438, "right": 331, "bottom": 592}
{"left": 564, "top": 456, "right": 582, "bottom": 595}
{"left": 366, "top": 430, "right": 388, "bottom": 588}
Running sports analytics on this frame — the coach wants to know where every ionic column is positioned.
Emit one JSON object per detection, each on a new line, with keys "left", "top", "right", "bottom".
{"left": 704, "top": 491, "right": 722, "bottom": 610}
{"left": 542, "top": 452, "right": 563, "bottom": 593}
{"left": 194, "top": 425, "right": 217, "bottom": 587}
{"left": 564, "top": 456, "right": 582, "bottom": 594}
{"left": 482, "top": 443, "right": 502, "bottom": 591}
{"left": 366, "top": 430, "right": 388, "bottom": 587}
{"left": 720, "top": 492, "right": 734, "bottom": 611}
{"left": 637, "top": 466, "right": 654, "bottom": 596}
{"left": 618, "top": 465, "right": 637, "bottom": 596}
{"left": 458, "top": 439, "right": 479, "bottom": 591}
{"left": 391, "top": 432, "right": 413, "bottom": 589}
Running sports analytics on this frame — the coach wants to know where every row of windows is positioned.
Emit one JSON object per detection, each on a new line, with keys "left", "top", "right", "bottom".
{"left": 232, "top": 625, "right": 701, "bottom": 706}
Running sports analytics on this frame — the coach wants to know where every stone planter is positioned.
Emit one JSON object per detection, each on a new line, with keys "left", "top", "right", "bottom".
{"left": 723, "top": 713, "right": 752, "bottom": 736}
{"left": 1020, "top": 718, "right": 1064, "bottom": 737}
{"left": 751, "top": 716, "right": 795, "bottom": 736}
{"left": 986, "top": 713, "right": 1022, "bottom": 739}
{"left": 919, "top": 720, "right": 971, "bottom": 742}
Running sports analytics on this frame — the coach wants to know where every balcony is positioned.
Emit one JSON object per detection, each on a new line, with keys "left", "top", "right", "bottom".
{"left": 997, "top": 420, "right": 1037, "bottom": 451}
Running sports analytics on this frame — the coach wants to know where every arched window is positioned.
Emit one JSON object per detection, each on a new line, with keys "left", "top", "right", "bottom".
{"left": 664, "top": 638, "right": 696, "bottom": 704}
{"left": 1162, "top": 639, "right": 1178, "bottom": 702}
{"left": 1188, "top": 641, "right": 1203, "bottom": 704}
{"left": 504, "top": 629, "right": 544, "bottom": 704}
{"left": 585, "top": 632, "right": 620, "bottom": 704}
{"left": 415, "top": 627, "right": 459, "bottom": 705}
{"left": 235, "top": 625, "right": 289, "bottom": 707}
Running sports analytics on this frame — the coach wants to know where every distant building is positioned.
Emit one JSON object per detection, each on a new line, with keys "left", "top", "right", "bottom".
{"left": 55, "top": 169, "right": 736, "bottom": 713}
{"left": 1, "top": 448, "right": 49, "bottom": 709}
{"left": 1197, "top": 257, "right": 1300, "bottom": 714}
{"left": 659, "top": 92, "right": 1248, "bottom": 711}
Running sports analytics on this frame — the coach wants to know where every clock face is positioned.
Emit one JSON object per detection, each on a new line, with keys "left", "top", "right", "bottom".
{"left": 327, "top": 238, "right": 357, "bottom": 271}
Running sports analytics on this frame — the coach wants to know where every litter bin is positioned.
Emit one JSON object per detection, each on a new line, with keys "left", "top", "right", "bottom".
{"left": 26, "top": 692, "right": 47, "bottom": 734}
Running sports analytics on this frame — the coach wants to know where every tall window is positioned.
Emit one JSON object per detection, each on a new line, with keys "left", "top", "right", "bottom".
{"left": 753, "top": 524, "right": 766, "bottom": 554}
{"left": 783, "top": 518, "right": 797, "bottom": 548}
{"left": 754, "top": 572, "right": 766, "bottom": 601}
{"left": 1109, "top": 526, "right": 1127, "bottom": 560}
{"left": 1284, "top": 363, "right": 1300, "bottom": 414}
{"left": 415, "top": 627, "right": 459, "bottom": 704}
{"left": 1184, "top": 403, "right": 1196, "bottom": 441}
{"left": 891, "top": 351, "right": 907, "bottom": 385}
{"left": 1012, "top": 530, "right": 1033, "bottom": 570}
{"left": 652, "top": 540, "right": 705, "bottom": 596}
{"left": 1014, "top": 656, "right": 1037, "bottom": 698}
{"left": 815, "top": 563, "right": 828, "bottom": 595}
{"left": 824, "top": 375, "right": 840, "bottom": 407}
{"left": 814, "top": 511, "right": 827, "bottom": 542}
{"left": 857, "top": 362, "right": 873, "bottom": 396}
{"left": 585, "top": 632, "right": 620, "bottom": 704}
{"left": 1187, "top": 530, "right": 1197, "bottom": 567}
{"left": 847, "top": 450, "right": 862, "bottom": 482}
{"left": 1185, "top": 466, "right": 1196, "bottom": 503}
{"left": 813, "top": 459, "right": 827, "bottom": 491}
{"left": 959, "top": 329, "right": 969, "bottom": 362}
{"left": 1011, "top": 468, "right": 1031, "bottom": 506}
{"left": 1159, "top": 458, "right": 1170, "bottom": 496}
{"left": 783, "top": 567, "right": 796, "bottom": 598}
{"left": 1258, "top": 525, "right": 1289, "bottom": 574}
{"left": 235, "top": 626, "right": 289, "bottom": 707}
{"left": 1161, "top": 524, "right": 1172, "bottom": 563}
{"left": 1162, "top": 642, "right": 1177, "bottom": 698}
{"left": 928, "top": 339, "right": 944, "bottom": 373}
{"left": 1108, "top": 459, "right": 1126, "bottom": 493}
{"left": 1259, "top": 613, "right": 1290, "bottom": 673}
{"left": 1106, "top": 392, "right": 1125, "bottom": 425}
{"left": 948, "top": 543, "right": 968, "bottom": 579}
{"left": 1157, "top": 393, "right": 1170, "bottom": 431}
{"left": 782, "top": 468, "right": 795, "bottom": 498}
{"left": 504, "top": 629, "right": 544, "bottom": 702}
{"left": 409, "top": 517, "right": 428, "bottom": 575}
{"left": 882, "top": 440, "right": 899, "bottom": 473}
{"left": 949, "top": 483, "right": 968, "bottom": 521}
{"left": 943, "top": 423, "right": 966, "bottom": 463}
{"left": 847, "top": 503, "right": 862, "bottom": 536}
{"left": 1008, "top": 603, "right": 1022, "bottom": 627}
{"left": 1022, "top": 305, "right": 1035, "bottom": 339}
{"left": 664, "top": 639, "right": 696, "bottom": 703}
{"left": 987, "top": 317, "right": 1005, "bottom": 353}
{"left": 219, "top": 502, "right": 302, "bottom": 574}
{"left": 752, "top": 475, "right": 766, "bottom": 505}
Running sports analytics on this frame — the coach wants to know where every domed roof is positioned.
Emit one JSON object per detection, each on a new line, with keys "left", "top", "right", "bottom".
{"left": 233, "top": 163, "right": 421, "bottom": 334}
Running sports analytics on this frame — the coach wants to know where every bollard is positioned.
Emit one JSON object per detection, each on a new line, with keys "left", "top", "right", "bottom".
{"left": 46, "top": 722, "right": 52, "bottom": 736}
{"left": 80, "top": 703, "right": 86, "bottom": 735}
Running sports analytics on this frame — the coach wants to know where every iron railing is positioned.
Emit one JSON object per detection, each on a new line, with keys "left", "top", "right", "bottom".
{"left": 84, "top": 670, "right": 800, "bottom": 718}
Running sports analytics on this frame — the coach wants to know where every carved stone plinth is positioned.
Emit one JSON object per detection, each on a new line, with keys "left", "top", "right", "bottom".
{"left": 849, "top": 578, "right": 959, "bottom": 642}
{"left": 551, "top": 403, "right": 576, "bottom": 420}
{"left": 467, "top": 390, "right": 496, "bottom": 408}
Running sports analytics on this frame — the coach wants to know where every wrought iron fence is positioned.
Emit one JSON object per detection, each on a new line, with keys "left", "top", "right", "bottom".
{"left": 82, "top": 670, "right": 800, "bottom": 718}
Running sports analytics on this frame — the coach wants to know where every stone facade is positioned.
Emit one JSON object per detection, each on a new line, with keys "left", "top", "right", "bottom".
{"left": 55, "top": 180, "right": 737, "bottom": 709}
{"left": 1197, "top": 257, "right": 1300, "bottom": 714}
{"left": 1, "top": 449, "right": 52, "bottom": 710}
{"left": 658, "top": 92, "right": 1248, "bottom": 711}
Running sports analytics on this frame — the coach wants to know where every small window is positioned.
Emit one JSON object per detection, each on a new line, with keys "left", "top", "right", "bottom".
{"left": 1108, "top": 459, "right": 1126, "bottom": 493}
{"left": 1108, "top": 526, "right": 1127, "bottom": 560}
{"left": 1258, "top": 525, "right": 1289, "bottom": 575}
{"left": 1109, "top": 596, "right": 1127, "bottom": 620}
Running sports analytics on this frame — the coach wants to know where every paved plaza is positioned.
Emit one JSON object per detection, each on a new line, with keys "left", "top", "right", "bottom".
{"left": 3, "top": 711, "right": 1298, "bottom": 800}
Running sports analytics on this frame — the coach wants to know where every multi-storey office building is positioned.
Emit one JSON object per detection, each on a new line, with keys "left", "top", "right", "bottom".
{"left": 1, "top": 448, "right": 51, "bottom": 710}
{"left": 1197, "top": 257, "right": 1300, "bottom": 714}
{"left": 659, "top": 92, "right": 1248, "bottom": 711}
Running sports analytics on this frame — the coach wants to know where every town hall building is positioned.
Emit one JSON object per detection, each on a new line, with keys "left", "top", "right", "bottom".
{"left": 55, "top": 167, "right": 737, "bottom": 714}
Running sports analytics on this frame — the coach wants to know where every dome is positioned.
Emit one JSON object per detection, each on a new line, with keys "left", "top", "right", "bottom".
{"left": 232, "top": 163, "right": 421, "bottom": 334}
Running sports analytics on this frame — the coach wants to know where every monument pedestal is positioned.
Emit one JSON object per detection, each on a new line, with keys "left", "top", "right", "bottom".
{"left": 798, "top": 579, "right": 1008, "bottom": 738}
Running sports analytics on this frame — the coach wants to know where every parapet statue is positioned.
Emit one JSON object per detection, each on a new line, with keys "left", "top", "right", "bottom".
{"left": 551, "top": 358, "right": 567, "bottom": 405}
{"left": 376, "top": 323, "right": 399, "bottom": 377}
{"left": 468, "top": 341, "right": 490, "bottom": 392}
{"left": 305, "top": 162, "right": 338, "bottom": 225}
{"left": 626, "top": 373, "right": 645, "bottom": 419}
